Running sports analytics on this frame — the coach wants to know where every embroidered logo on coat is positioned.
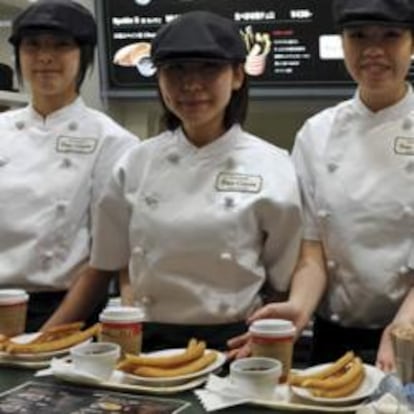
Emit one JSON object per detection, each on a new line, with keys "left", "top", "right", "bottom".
{"left": 394, "top": 137, "right": 414, "bottom": 155}
{"left": 56, "top": 136, "right": 97, "bottom": 154}
{"left": 215, "top": 172, "right": 262, "bottom": 193}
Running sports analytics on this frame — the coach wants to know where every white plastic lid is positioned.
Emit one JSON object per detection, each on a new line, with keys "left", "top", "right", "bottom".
{"left": 99, "top": 306, "right": 145, "bottom": 323}
{"left": 0, "top": 289, "right": 29, "bottom": 305}
{"left": 249, "top": 319, "right": 296, "bottom": 337}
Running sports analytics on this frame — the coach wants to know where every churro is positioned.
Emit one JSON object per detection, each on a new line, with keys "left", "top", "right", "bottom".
{"left": 133, "top": 351, "right": 218, "bottom": 378}
{"left": 117, "top": 338, "right": 218, "bottom": 378}
{"left": 124, "top": 338, "right": 205, "bottom": 368}
{"left": 289, "top": 351, "right": 355, "bottom": 386}
{"left": 289, "top": 352, "right": 366, "bottom": 399}
{"left": 6, "top": 323, "right": 100, "bottom": 354}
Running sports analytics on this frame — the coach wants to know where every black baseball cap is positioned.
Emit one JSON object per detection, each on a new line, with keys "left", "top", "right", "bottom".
{"left": 151, "top": 11, "right": 247, "bottom": 66}
{"left": 333, "top": 0, "right": 414, "bottom": 29}
{"left": 9, "top": 0, "right": 97, "bottom": 46}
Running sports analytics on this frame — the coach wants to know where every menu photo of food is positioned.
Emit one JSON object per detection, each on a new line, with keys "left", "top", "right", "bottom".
{"left": 0, "top": 381, "right": 189, "bottom": 414}
{"left": 113, "top": 42, "right": 156, "bottom": 78}
{"left": 240, "top": 25, "right": 271, "bottom": 77}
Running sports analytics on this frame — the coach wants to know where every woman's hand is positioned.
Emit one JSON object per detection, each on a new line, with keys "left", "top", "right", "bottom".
{"left": 226, "top": 300, "right": 309, "bottom": 360}
{"left": 247, "top": 301, "right": 308, "bottom": 336}
{"left": 226, "top": 331, "right": 252, "bottom": 360}
{"left": 376, "top": 324, "right": 395, "bottom": 372}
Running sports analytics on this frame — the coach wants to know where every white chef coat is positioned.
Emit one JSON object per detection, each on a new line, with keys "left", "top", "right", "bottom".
{"left": 292, "top": 85, "right": 414, "bottom": 328}
{"left": 91, "top": 124, "right": 302, "bottom": 324}
{"left": 0, "top": 97, "right": 138, "bottom": 291}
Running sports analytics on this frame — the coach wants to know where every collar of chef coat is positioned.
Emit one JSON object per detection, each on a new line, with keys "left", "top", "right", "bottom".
{"left": 174, "top": 124, "right": 242, "bottom": 160}
{"left": 26, "top": 96, "right": 86, "bottom": 128}
{"left": 353, "top": 82, "right": 414, "bottom": 120}
{"left": 324, "top": 82, "right": 414, "bottom": 189}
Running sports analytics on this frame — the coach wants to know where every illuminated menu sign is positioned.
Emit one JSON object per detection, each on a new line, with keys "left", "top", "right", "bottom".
{"left": 96, "top": 0, "right": 355, "bottom": 98}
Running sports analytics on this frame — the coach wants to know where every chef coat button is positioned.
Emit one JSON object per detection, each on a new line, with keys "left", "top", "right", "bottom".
{"left": 317, "top": 209, "right": 330, "bottom": 219}
{"left": 42, "top": 251, "right": 54, "bottom": 268}
{"left": 330, "top": 313, "right": 340, "bottom": 323}
{"left": 405, "top": 162, "right": 414, "bottom": 174}
{"left": 68, "top": 122, "right": 78, "bottom": 131}
{"left": 133, "top": 246, "right": 145, "bottom": 256}
{"left": 327, "top": 162, "right": 338, "bottom": 173}
{"left": 15, "top": 121, "right": 25, "bottom": 130}
{"left": 402, "top": 118, "right": 413, "bottom": 130}
{"left": 326, "top": 259, "right": 337, "bottom": 270}
{"left": 220, "top": 252, "right": 233, "bottom": 261}
{"left": 140, "top": 295, "right": 153, "bottom": 306}
{"left": 219, "top": 303, "right": 230, "bottom": 313}
{"left": 167, "top": 153, "right": 180, "bottom": 164}
{"left": 224, "top": 196, "right": 235, "bottom": 209}
{"left": 399, "top": 266, "right": 409, "bottom": 276}
{"left": 61, "top": 158, "right": 72, "bottom": 168}
{"left": 403, "top": 206, "right": 413, "bottom": 216}
{"left": 225, "top": 157, "right": 236, "bottom": 170}
{"left": 144, "top": 195, "right": 159, "bottom": 208}
{"left": 56, "top": 201, "right": 67, "bottom": 214}
{"left": 0, "top": 156, "right": 9, "bottom": 167}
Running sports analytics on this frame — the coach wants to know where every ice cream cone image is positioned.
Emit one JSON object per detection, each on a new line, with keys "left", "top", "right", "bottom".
{"left": 241, "top": 27, "right": 271, "bottom": 77}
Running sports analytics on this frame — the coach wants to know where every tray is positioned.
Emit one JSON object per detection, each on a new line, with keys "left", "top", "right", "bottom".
{"left": 195, "top": 374, "right": 374, "bottom": 413}
{"left": 253, "top": 386, "right": 364, "bottom": 413}
{"left": 47, "top": 358, "right": 210, "bottom": 395}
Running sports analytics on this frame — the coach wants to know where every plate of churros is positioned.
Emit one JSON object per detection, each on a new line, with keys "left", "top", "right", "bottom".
{"left": 289, "top": 351, "right": 385, "bottom": 405}
{"left": 116, "top": 338, "right": 226, "bottom": 387}
{"left": 0, "top": 322, "right": 100, "bottom": 366}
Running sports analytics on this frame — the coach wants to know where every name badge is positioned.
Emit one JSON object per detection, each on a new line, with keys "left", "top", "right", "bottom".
{"left": 394, "top": 137, "right": 414, "bottom": 155}
{"left": 56, "top": 136, "right": 98, "bottom": 154}
{"left": 215, "top": 172, "right": 262, "bottom": 193}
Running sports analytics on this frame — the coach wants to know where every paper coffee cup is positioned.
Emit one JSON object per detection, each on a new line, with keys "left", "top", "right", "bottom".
{"left": 0, "top": 289, "right": 29, "bottom": 337}
{"left": 391, "top": 324, "right": 414, "bottom": 384}
{"left": 99, "top": 306, "right": 145, "bottom": 355}
{"left": 249, "top": 319, "right": 296, "bottom": 382}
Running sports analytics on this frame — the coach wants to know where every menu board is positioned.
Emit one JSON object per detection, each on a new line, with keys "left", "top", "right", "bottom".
{"left": 95, "top": 0, "right": 360, "bottom": 98}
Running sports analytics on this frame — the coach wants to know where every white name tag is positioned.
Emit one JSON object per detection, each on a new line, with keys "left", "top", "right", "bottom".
{"left": 56, "top": 136, "right": 98, "bottom": 154}
{"left": 215, "top": 172, "right": 262, "bottom": 193}
{"left": 394, "top": 137, "right": 414, "bottom": 155}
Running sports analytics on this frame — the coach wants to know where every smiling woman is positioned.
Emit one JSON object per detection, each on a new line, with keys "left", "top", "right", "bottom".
{"left": 19, "top": 34, "right": 81, "bottom": 111}
{"left": 0, "top": 0, "right": 138, "bottom": 333}
{"left": 232, "top": 0, "right": 414, "bottom": 372}
{"left": 90, "top": 11, "right": 302, "bottom": 352}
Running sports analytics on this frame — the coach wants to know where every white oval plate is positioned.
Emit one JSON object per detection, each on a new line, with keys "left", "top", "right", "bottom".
{"left": 51, "top": 358, "right": 209, "bottom": 394}
{"left": 291, "top": 363, "right": 385, "bottom": 405}
{"left": 120, "top": 348, "right": 227, "bottom": 387}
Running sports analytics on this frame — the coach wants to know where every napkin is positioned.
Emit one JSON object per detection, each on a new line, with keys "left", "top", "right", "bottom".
{"left": 194, "top": 374, "right": 251, "bottom": 411}
{"left": 194, "top": 374, "right": 285, "bottom": 412}
{"left": 356, "top": 393, "right": 413, "bottom": 414}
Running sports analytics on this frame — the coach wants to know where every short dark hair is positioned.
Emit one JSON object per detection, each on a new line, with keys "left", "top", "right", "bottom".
{"left": 14, "top": 40, "right": 94, "bottom": 93}
{"left": 159, "top": 63, "right": 249, "bottom": 131}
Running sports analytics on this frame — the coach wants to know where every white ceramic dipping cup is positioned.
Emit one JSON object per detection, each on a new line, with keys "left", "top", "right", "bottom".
{"left": 99, "top": 306, "right": 145, "bottom": 355}
{"left": 70, "top": 342, "right": 121, "bottom": 380}
{"left": 249, "top": 319, "right": 296, "bottom": 382}
{"left": 230, "top": 357, "right": 282, "bottom": 399}
{"left": 0, "top": 289, "right": 29, "bottom": 336}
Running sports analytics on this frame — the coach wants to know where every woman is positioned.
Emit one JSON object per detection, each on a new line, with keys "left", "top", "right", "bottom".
{"left": 91, "top": 10, "right": 302, "bottom": 351}
{"left": 230, "top": 0, "right": 414, "bottom": 371}
{"left": 2, "top": 0, "right": 138, "bottom": 332}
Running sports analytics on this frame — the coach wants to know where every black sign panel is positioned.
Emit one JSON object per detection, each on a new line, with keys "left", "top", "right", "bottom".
{"left": 95, "top": 0, "right": 380, "bottom": 98}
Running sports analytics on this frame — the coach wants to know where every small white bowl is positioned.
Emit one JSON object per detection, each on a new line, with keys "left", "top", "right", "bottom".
{"left": 70, "top": 342, "right": 121, "bottom": 380}
{"left": 230, "top": 357, "right": 282, "bottom": 399}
